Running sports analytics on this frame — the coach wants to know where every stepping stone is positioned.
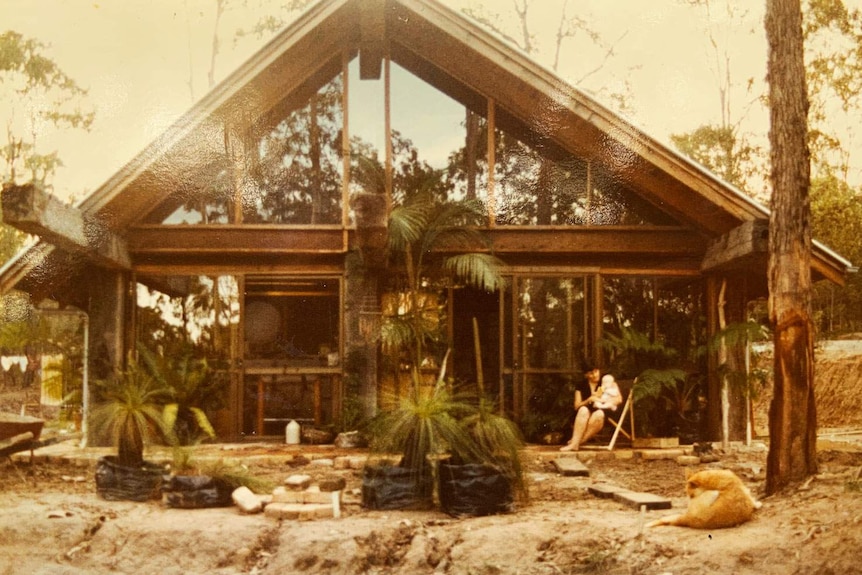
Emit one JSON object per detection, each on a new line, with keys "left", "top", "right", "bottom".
{"left": 612, "top": 491, "right": 672, "bottom": 511}
{"left": 587, "top": 483, "right": 631, "bottom": 499}
{"left": 552, "top": 457, "right": 590, "bottom": 477}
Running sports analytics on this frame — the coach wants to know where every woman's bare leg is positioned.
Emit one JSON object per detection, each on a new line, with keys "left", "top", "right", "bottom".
{"left": 561, "top": 407, "right": 592, "bottom": 451}
{"left": 579, "top": 411, "right": 606, "bottom": 444}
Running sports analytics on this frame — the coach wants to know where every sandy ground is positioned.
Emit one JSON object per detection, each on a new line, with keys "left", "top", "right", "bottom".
{"left": 1, "top": 342, "right": 861, "bottom": 575}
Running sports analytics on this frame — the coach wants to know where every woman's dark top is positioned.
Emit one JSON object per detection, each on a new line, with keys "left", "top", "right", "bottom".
{"left": 575, "top": 377, "right": 618, "bottom": 415}
{"left": 576, "top": 378, "right": 600, "bottom": 412}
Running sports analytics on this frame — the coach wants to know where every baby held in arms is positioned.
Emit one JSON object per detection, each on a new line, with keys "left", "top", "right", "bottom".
{"left": 594, "top": 374, "right": 622, "bottom": 411}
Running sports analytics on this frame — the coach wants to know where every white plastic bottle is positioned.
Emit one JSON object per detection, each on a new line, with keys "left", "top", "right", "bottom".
{"left": 285, "top": 420, "right": 301, "bottom": 444}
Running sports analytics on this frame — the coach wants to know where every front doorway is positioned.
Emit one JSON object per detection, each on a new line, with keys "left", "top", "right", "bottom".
{"left": 240, "top": 276, "right": 342, "bottom": 438}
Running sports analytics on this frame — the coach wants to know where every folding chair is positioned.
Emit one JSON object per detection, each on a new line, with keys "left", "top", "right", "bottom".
{"left": 606, "top": 378, "right": 636, "bottom": 450}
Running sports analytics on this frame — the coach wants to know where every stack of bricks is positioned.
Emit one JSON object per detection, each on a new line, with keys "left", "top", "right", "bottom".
{"left": 263, "top": 474, "right": 346, "bottom": 520}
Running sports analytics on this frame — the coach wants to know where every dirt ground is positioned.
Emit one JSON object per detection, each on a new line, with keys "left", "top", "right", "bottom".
{"left": 1, "top": 343, "right": 862, "bottom": 575}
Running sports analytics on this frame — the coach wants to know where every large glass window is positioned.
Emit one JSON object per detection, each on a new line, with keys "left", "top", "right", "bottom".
{"left": 243, "top": 76, "right": 345, "bottom": 224}
{"left": 241, "top": 276, "right": 341, "bottom": 436}
{"left": 136, "top": 275, "right": 240, "bottom": 361}
{"left": 135, "top": 275, "right": 240, "bottom": 437}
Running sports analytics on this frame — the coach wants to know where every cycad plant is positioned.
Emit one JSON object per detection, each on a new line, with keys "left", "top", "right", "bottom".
{"left": 136, "top": 344, "right": 218, "bottom": 445}
{"left": 91, "top": 360, "right": 169, "bottom": 467}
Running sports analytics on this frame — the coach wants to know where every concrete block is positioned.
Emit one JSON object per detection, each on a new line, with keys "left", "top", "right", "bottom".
{"left": 613, "top": 491, "right": 672, "bottom": 511}
{"left": 552, "top": 457, "right": 590, "bottom": 477}
{"left": 640, "top": 449, "right": 685, "bottom": 460}
{"left": 264, "top": 502, "right": 334, "bottom": 521}
{"left": 232, "top": 486, "right": 263, "bottom": 514}
{"left": 633, "top": 437, "right": 679, "bottom": 449}
{"left": 676, "top": 455, "right": 701, "bottom": 466}
{"left": 272, "top": 486, "right": 332, "bottom": 504}
{"left": 347, "top": 456, "right": 367, "bottom": 470}
{"left": 284, "top": 474, "right": 312, "bottom": 490}
{"left": 587, "top": 483, "right": 630, "bottom": 499}
{"left": 612, "top": 449, "right": 635, "bottom": 460}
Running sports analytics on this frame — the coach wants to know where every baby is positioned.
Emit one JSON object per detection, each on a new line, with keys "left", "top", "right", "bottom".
{"left": 593, "top": 374, "right": 622, "bottom": 411}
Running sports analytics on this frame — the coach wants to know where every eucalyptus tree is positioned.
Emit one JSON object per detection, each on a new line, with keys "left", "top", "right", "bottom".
{"left": 0, "top": 30, "right": 94, "bottom": 264}
{"left": 765, "top": 0, "right": 818, "bottom": 493}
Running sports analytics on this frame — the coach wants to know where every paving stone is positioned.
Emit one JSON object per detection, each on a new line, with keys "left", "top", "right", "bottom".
{"left": 347, "top": 456, "right": 367, "bottom": 470}
{"left": 264, "top": 502, "right": 334, "bottom": 520}
{"left": 640, "top": 449, "right": 685, "bottom": 461}
{"left": 272, "top": 486, "right": 332, "bottom": 504}
{"left": 613, "top": 491, "right": 672, "bottom": 511}
{"left": 552, "top": 457, "right": 590, "bottom": 477}
{"left": 232, "top": 486, "right": 263, "bottom": 514}
{"left": 633, "top": 437, "right": 680, "bottom": 449}
{"left": 676, "top": 455, "right": 701, "bottom": 466}
{"left": 587, "top": 483, "right": 631, "bottom": 499}
{"left": 284, "top": 474, "right": 312, "bottom": 490}
{"left": 612, "top": 450, "right": 635, "bottom": 460}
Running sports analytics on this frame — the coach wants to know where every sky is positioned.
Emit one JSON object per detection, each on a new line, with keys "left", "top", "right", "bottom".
{"left": 0, "top": 0, "right": 858, "bottom": 203}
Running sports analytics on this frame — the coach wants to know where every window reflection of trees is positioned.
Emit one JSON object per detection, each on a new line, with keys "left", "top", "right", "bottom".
{"left": 245, "top": 76, "right": 344, "bottom": 224}
{"left": 136, "top": 276, "right": 239, "bottom": 363}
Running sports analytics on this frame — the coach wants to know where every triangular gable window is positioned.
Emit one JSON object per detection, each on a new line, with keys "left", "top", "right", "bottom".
{"left": 148, "top": 51, "right": 678, "bottom": 228}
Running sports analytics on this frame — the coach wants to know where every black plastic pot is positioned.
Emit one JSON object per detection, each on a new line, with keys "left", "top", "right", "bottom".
{"left": 95, "top": 455, "right": 165, "bottom": 502}
{"left": 438, "top": 461, "right": 514, "bottom": 517}
{"left": 361, "top": 464, "right": 434, "bottom": 510}
{"left": 161, "top": 474, "right": 234, "bottom": 509}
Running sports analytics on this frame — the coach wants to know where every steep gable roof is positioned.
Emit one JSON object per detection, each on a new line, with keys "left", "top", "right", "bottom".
{"left": 1, "top": 0, "right": 853, "bottom": 298}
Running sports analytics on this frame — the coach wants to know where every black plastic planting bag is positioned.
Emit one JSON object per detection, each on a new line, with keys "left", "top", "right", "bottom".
{"left": 161, "top": 474, "right": 234, "bottom": 508}
{"left": 438, "top": 462, "right": 513, "bottom": 517}
{"left": 361, "top": 464, "right": 433, "bottom": 510}
{"left": 95, "top": 456, "right": 165, "bottom": 502}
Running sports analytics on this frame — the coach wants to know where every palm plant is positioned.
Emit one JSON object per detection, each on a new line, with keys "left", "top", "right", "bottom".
{"left": 362, "top": 184, "right": 516, "bottom": 512}
{"left": 382, "top": 186, "right": 505, "bottom": 393}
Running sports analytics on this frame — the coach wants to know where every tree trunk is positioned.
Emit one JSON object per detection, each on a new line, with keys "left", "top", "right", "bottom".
{"left": 764, "top": 0, "right": 818, "bottom": 494}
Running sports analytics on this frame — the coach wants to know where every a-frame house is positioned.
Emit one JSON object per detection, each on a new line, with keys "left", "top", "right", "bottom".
{"left": 1, "top": 0, "right": 853, "bottom": 442}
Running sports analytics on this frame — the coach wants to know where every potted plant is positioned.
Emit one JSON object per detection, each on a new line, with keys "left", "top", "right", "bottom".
{"left": 91, "top": 360, "right": 170, "bottom": 502}
{"left": 439, "top": 320, "right": 526, "bottom": 516}
{"left": 361, "top": 185, "right": 510, "bottom": 511}
{"left": 362, "top": 361, "right": 475, "bottom": 510}
{"left": 137, "top": 343, "right": 221, "bottom": 445}
{"left": 160, "top": 445, "right": 274, "bottom": 509}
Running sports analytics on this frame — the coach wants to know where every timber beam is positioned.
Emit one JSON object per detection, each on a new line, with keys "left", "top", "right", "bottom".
{"left": 485, "top": 226, "right": 707, "bottom": 256}
{"left": 359, "top": 0, "right": 387, "bottom": 79}
{"left": 701, "top": 219, "right": 768, "bottom": 272}
{"left": 1, "top": 183, "right": 131, "bottom": 270}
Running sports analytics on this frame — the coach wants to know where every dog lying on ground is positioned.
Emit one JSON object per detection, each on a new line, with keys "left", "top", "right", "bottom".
{"left": 647, "top": 469, "right": 761, "bottom": 529}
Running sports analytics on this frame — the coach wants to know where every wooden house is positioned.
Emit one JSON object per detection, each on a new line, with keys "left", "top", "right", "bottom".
{"left": 1, "top": 0, "right": 853, "bottom": 442}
